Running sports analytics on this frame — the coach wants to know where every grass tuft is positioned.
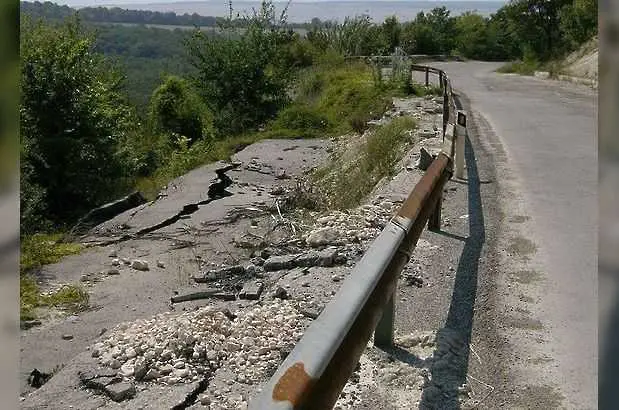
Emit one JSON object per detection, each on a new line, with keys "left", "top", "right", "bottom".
{"left": 20, "top": 233, "right": 83, "bottom": 274}
{"left": 20, "top": 233, "right": 88, "bottom": 321}
{"left": 313, "top": 116, "right": 417, "bottom": 209}
{"left": 21, "top": 276, "right": 89, "bottom": 321}
{"left": 497, "top": 60, "right": 540, "bottom": 76}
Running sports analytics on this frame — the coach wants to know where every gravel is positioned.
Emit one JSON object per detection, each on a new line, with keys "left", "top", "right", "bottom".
{"left": 90, "top": 301, "right": 309, "bottom": 391}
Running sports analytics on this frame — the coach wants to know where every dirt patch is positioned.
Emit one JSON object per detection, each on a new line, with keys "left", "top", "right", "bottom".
{"left": 506, "top": 316, "right": 543, "bottom": 331}
{"left": 506, "top": 236, "right": 537, "bottom": 258}
{"left": 508, "top": 215, "right": 530, "bottom": 224}
{"left": 518, "top": 294, "right": 535, "bottom": 303}
{"left": 511, "top": 384, "right": 565, "bottom": 409}
{"left": 509, "top": 270, "right": 543, "bottom": 284}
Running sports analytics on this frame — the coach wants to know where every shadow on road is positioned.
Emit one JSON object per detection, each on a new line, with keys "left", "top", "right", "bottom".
{"left": 418, "top": 128, "right": 486, "bottom": 409}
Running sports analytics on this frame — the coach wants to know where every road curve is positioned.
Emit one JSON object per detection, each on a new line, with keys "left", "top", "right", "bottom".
{"left": 434, "top": 61, "right": 597, "bottom": 408}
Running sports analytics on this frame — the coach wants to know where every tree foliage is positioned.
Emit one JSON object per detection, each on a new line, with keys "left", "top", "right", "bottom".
{"left": 20, "top": 17, "right": 132, "bottom": 230}
{"left": 186, "top": 2, "right": 298, "bottom": 135}
{"left": 148, "top": 75, "right": 213, "bottom": 144}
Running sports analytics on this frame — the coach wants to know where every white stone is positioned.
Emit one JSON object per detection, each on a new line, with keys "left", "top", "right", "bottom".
{"left": 306, "top": 227, "right": 340, "bottom": 247}
{"left": 174, "top": 368, "right": 190, "bottom": 378}
{"left": 111, "top": 258, "right": 121, "bottom": 266}
{"left": 119, "top": 363, "right": 134, "bottom": 377}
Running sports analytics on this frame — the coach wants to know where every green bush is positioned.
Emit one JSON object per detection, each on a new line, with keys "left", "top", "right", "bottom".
{"left": 274, "top": 104, "right": 329, "bottom": 131}
{"left": 186, "top": 2, "right": 296, "bottom": 135}
{"left": 20, "top": 17, "right": 133, "bottom": 229}
{"left": 317, "top": 62, "right": 391, "bottom": 134}
{"left": 148, "top": 75, "right": 213, "bottom": 144}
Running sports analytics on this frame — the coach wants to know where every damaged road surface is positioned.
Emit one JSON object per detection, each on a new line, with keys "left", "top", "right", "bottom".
{"left": 20, "top": 93, "right": 465, "bottom": 409}
{"left": 19, "top": 139, "right": 332, "bottom": 407}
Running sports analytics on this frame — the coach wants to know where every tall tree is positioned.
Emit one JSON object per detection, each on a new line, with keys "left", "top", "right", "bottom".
{"left": 20, "top": 17, "right": 132, "bottom": 229}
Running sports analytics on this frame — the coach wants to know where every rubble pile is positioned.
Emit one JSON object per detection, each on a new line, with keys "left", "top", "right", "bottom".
{"left": 304, "top": 201, "right": 399, "bottom": 247}
{"left": 90, "top": 301, "right": 307, "bottom": 388}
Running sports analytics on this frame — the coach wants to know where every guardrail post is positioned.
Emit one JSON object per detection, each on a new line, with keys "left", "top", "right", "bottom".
{"left": 455, "top": 111, "right": 467, "bottom": 179}
{"left": 425, "top": 67, "right": 430, "bottom": 86}
{"left": 374, "top": 293, "right": 395, "bottom": 348}
{"left": 428, "top": 193, "right": 442, "bottom": 231}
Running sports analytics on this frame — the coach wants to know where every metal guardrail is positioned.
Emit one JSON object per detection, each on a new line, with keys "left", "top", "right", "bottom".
{"left": 249, "top": 64, "right": 467, "bottom": 410}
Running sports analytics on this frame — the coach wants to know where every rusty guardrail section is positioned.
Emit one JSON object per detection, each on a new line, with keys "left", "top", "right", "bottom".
{"left": 249, "top": 64, "right": 465, "bottom": 410}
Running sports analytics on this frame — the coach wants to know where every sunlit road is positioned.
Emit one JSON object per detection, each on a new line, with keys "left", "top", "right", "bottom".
{"left": 434, "top": 62, "right": 597, "bottom": 408}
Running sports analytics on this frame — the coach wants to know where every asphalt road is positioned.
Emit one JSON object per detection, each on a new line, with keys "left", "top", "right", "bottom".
{"left": 433, "top": 62, "right": 597, "bottom": 408}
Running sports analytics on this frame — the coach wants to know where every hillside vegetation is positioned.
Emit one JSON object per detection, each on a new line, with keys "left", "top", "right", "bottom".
{"left": 19, "top": 0, "right": 597, "bottom": 270}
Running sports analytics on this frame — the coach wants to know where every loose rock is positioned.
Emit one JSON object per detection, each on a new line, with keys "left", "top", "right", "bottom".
{"left": 239, "top": 281, "right": 264, "bottom": 300}
{"left": 131, "top": 260, "right": 149, "bottom": 271}
{"left": 105, "top": 382, "right": 136, "bottom": 402}
{"left": 273, "top": 286, "right": 289, "bottom": 300}
{"left": 416, "top": 147, "right": 435, "bottom": 171}
{"left": 306, "top": 227, "right": 340, "bottom": 247}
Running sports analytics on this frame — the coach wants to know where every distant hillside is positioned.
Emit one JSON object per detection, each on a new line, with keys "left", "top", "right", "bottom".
{"left": 20, "top": 1, "right": 220, "bottom": 26}
{"left": 19, "top": 1, "right": 312, "bottom": 28}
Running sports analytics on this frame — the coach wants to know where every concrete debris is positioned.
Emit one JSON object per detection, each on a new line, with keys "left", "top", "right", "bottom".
{"left": 21, "top": 320, "right": 42, "bottom": 330}
{"left": 299, "top": 307, "right": 320, "bottom": 319}
{"left": 105, "top": 382, "right": 136, "bottom": 402}
{"left": 171, "top": 289, "right": 234, "bottom": 304}
{"left": 107, "top": 268, "right": 120, "bottom": 276}
{"left": 111, "top": 258, "right": 121, "bottom": 266}
{"left": 244, "top": 263, "right": 261, "bottom": 276}
{"left": 61, "top": 334, "right": 74, "bottom": 340}
{"left": 273, "top": 286, "right": 289, "bottom": 300}
{"left": 89, "top": 301, "right": 307, "bottom": 389}
{"left": 130, "top": 260, "right": 149, "bottom": 271}
{"left": 423, "top": 105, "right": 443, "bottom": 114}
{"left": 249, "top": 257, "right": 265, "bottom": 266}
{"left": 194, "top": 265, "right": 246, "bottom": 283}
{"left": 263, "top": 255, "right": 297, "bottom": 271}
{"left": 263, "top": 248, "right": 345, "bottom": 272}
{"left": 306, "top": 226, "right": 341, "bottom": 247}
{"left": 239, "top": 281, "right": 264, "bottom": 300}
{"left": 416, "top": 147, "right": 435, "bottom": 171}
{"left": 156, "top": 260, "right": 165, "bottom": 268}
{"left": 418, "top": 128, "right": 437, "bottom": 139}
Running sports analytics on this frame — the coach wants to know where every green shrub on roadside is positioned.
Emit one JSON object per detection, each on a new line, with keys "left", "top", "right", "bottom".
{"left": 148, "top": 75, "right": 214, "bottom": 144}
{"left": 273, "top": 104, "right": 329, "bottom": 133}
